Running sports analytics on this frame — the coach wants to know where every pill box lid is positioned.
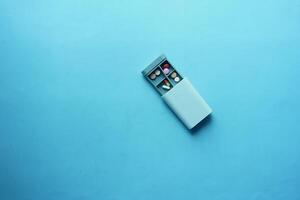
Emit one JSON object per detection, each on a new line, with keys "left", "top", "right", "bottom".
{"left": 162, "top": 78, "right": 212, "bottom": 129}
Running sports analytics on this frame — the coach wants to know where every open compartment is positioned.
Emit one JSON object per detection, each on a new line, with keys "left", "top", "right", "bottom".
{"left": 168, "top": 70, "right": 182, "bottom": 86}
{"left": 142, "top": 55, "right": 183, "bottom": 95}
{"left": 147, "top": 67, "right": 164, "bottom": 86}
{"left": 160, "top": 60, "right": 175, "bottom": 76}
{"left": 156, "top": 78, "right": 173, "bottom": 95}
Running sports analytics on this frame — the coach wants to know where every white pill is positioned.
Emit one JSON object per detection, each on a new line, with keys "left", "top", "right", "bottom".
{"left": 174, "top": 77, "right": 180, "bottom": 82}
{"left": 162, "top": 85, "right": 171, "bottom": 90}
{"left": 154, "top": 69, "right": 161, "bottom": 76}
{"left": 150, "top": 73, "right": 156, "bottom": 80}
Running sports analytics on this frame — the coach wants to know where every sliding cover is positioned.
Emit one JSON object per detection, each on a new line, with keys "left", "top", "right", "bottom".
{"left": 162, "top": 78, "right": 212, "bottom": 129}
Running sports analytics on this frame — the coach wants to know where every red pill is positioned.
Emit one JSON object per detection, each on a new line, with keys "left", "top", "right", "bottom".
{"left": 164, "top": 80, "right": 170, "bottom": 86}
{"left": 163, "top": 63, "right": 170, "bottom": 68}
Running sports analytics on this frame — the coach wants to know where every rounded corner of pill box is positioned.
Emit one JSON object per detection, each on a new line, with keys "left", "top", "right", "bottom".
{"left": 188, "top": 113, "right": 212, "bottom": 130}
{"left": 141, "top": 70, "right": 147, "bottom": 76}
{"left": 160, "top": 54, "right": 167, "bottom": 59}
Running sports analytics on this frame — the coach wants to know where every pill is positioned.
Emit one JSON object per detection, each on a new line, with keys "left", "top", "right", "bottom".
{"left": 150, "top": 73, "right": 156, "bottom": 80}
{"left": 163, "top": 63, "right": 170, "bottom": 68}
{"left": 163, "top": 68, "right": 170, "bottom": 74}
{"left": 171, "top": 72, "right": 177, "bottom": 79}
{"left": 162, "top": 85, "right": 171, "bottom": 90}
{"left": 164, "top": 80, "right": 170, "bottom": 86}
{"left": 154, "top": 69, "right": 161, "bottom": 76}
{"left": 174, "top": 77, "right": 180, "bottom": 82}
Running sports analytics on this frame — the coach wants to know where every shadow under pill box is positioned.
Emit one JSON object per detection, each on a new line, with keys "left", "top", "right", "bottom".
{"left": 142, "top": 55, "right": 212, "bottom": 130}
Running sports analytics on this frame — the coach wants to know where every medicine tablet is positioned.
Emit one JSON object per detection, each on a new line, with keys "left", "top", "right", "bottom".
{"left": 174, "top": 77, "right": 180, "bottom": 82}
{"left": 154, "top": 69, "right": 161, "bottom": 76}
{"left": 150, "top": 73, "right": 156, "bottom": 80}
{"left": 171, "top": 72, "right": 177, "bottom": 79}
{"left": 163, "top": 68, "right": 170, "bottom": 74}
{"left": 162, "top": 85, "right": 171, "bottom": 90}
{"left": 164, "top": 80, "right": 170, "bottom": 86}
{"left": 163, "top": 63, "right": 170, "bottom": 68}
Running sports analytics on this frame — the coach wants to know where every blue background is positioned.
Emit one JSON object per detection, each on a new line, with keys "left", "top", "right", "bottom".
{"left": 1, "top": 0, "right": 300, "bottom": 199}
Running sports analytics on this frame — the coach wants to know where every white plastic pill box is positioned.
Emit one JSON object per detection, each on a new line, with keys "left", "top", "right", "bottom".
{"left": 142, "top": 55, "right": 212, "bottom": 129}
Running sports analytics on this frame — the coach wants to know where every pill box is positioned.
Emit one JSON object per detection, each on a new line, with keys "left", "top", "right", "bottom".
{"left": 142, "top": 55, "right": 212, "bottom": 129}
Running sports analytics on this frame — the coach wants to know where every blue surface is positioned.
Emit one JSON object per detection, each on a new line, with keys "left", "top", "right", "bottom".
{"left": 1, "top": 0, "right": 300, "bottom": 199}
